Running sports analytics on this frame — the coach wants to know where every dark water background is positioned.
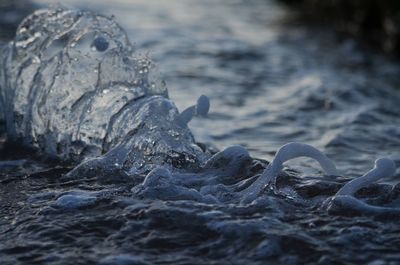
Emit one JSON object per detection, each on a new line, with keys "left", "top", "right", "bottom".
{"left": 1, "top": 0, "right": 400, "bottom": 264}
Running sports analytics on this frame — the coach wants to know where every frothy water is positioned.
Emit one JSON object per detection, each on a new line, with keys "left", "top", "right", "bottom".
{"left": 1, "top": 0, "right": 400, "bottom": 264}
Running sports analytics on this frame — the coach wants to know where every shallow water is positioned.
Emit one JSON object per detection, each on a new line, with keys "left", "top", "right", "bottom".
{"left": 1, "top": 0, "right": 400, "bottom": 264}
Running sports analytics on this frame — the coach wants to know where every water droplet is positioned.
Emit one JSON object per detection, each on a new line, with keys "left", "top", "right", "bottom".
{"left": 19, "top": 27, "right": 27, "bottom": 34}
{"left": 32, "top": 56, "right": 41, "bottom": 64}
{"left": 185, "top": 156, "right": 195, "bottom": 163}
{"left": 92, "top": 36, "right": 109, "bottom": 52}
{"left": 169, "top": 130, "right": 180, "bottom": 137}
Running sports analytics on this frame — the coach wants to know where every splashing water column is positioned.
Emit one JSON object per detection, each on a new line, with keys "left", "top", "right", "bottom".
{"left": 327, "top": 157, "right": 397, "bottom": 214}
{"left": 175, "top": 95, "right": 210, "bottom": 127}
{"left": 241, "top": 142, "right": 338, "bottom": 204}
{"left": 335, "top": 158, "right": 396, "bottom": 196}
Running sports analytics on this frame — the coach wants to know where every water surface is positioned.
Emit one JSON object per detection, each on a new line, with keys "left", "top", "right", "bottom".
{"left": 1, "top": 0, "right": 400, "bottom": 264}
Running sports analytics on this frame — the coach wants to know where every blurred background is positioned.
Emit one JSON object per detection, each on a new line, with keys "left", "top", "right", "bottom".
{"left": 1, "top": 0, "right": 400, "bottom": 178}
{"left": 3, "top": 0, "right": 400, "bottom": 55}
{"left": 280, "top": 0, "right": 400, "bottom": 56}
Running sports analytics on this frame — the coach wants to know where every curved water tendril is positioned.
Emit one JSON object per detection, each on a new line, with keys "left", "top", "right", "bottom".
{"left": 328, "top": 158, "right": 398, "bottom": 215}
{"left": 240, "top": 142, "right": 338, "bottom": 204}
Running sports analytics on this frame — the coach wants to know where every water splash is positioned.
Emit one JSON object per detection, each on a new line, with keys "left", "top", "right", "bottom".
{"left": 1, "top": 5, "right": 400, "bottom": 263}
{"left": 1, "top": 7, "right": 399, "bottom": 215}
{"left": 0, "top": 7, "right": 208, "bottom": 174}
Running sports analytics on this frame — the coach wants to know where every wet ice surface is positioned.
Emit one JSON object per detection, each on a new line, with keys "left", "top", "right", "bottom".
{"left": 1, "top": 0, "right": 400, "bottom": 264}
